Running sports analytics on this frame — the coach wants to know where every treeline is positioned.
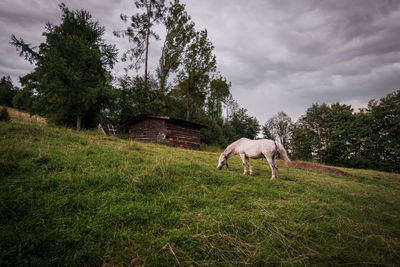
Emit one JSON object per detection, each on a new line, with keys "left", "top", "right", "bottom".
{"left": 263, "top": 90, "right": 400, "bottom": 173}
{"left": 8, "top": 1, "right": 259, "bottom": 146}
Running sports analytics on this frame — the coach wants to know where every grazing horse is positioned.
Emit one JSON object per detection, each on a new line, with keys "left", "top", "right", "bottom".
{"left": 216, "top": 138, "right": 290, "bottom": 179}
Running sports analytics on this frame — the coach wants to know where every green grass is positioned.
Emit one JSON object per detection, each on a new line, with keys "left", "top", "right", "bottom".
{"left": 1, "top": 109, "right": 400, "bottom": 266}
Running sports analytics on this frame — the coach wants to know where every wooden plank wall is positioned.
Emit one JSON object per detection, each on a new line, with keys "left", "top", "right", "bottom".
{"left": 129, "top": 119, "right": 165, "bottom": 143}
{"left": 166, "top": 121, "right": 200, "bottom": 149}
{"left": 129, "top": 118, "right": 201, "bottom": 149}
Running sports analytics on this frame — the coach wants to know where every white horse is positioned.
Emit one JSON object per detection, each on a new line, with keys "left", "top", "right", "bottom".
{"left": 216, "top": 138, "right": 290, "bottom": 179}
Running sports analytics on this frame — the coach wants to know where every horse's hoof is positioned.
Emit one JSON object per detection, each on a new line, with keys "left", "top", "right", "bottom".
{"left": 270, "top": 177, "right": 276, "bottom": 180}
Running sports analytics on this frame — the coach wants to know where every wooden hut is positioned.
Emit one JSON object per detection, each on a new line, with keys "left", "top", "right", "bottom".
{"left": 122, "top": 115, "right": 206, "bottom": 149}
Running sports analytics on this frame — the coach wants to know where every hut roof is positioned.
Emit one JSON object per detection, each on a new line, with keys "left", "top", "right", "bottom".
{"left": 121, "top": 115, "right": 206, "bottom": 129}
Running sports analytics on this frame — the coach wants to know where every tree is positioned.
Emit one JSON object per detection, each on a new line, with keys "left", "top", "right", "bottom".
{"left": 12, "top": 72, "right": 36, "bottom": 112}
{"left": 115, "top": 0, "right": 166, "bottom": 87}
{"left": 367, "top": 90, "right": 400, "bottom": 172}
{"left": 157, "top": 0, "right": 194, "bottom": 94}
{"left": 0, "top": 76, "right": 17, "bottom": 107}
{"left": 198, "top": 115, "right": 226, "bottom": 145}
{"left": 175, "top": 30, "right": 217, "bottom": 120}
{"left": 298, "top": 103, "right": 331, "bottom": 163}
{"left": 224, "top": 108, "right": 260, "bottom": 143}
{"left": 290, "top": 123, "right": 313, "bottom": 160}
{"left": 0, "top": 107, "right": 10, "bottom": 122}
{"left": 324, "top": 103, "right": 354, "bottom": 165}
{"left": 206, "top": 76, "right": 231, "bottom": 125}
{"left": 344, "top": 109, "right": 373, "bottom": 168}
{"left": 114, "top": 74, "right": 158, "bottom": 126}
{"left": 262, "top": 111, "right": 292, "bottom": 148}
{"left": 11, "top": 4, "right": 117, "bottom": 129}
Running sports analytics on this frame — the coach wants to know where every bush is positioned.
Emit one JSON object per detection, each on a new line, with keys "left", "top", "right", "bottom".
{"left": 0, "top": 107, "right": 10, "bottom": 121}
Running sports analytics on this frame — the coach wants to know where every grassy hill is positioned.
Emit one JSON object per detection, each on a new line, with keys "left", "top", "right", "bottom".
{"left": 1, "top": 107, "right": 400, "bottom": 266}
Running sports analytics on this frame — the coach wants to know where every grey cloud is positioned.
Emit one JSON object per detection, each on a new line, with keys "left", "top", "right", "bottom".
{"left": 185, "top": 0, "right": 400, "bottom": 122}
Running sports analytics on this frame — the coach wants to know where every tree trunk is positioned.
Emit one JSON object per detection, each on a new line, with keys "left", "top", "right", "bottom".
{"left": 159, "top": 37, "right": 167, "bottom": 93}
{"left": 144, "top": 1, "right": 151, "bottom": 88}
{"left": 77, "top": 114, "right": 82, "bottom": 130}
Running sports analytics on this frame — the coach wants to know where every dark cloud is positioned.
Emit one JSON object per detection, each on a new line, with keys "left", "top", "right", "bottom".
{"left": 1, "top": 0, "right": 399, "bottom": 123}
{"left": 184, "top": 0, "right": 400, "bottom": 121}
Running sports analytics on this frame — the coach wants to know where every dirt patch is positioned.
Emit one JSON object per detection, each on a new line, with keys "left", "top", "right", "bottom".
{"left": 289, "top": 161, "right": 353, "bottom": 177}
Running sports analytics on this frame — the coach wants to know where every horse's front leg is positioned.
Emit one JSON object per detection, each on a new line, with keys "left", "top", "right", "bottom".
{"left": 245, "top": 157, "right": 253, "bottom": 175}
{"left": 239, "top": 154, "right": 247, "bottom": 175}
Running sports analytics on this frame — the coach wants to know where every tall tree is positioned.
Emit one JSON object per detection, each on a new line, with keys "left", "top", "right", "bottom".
{"left": 11, "top": 4, "right": 117, "bottom": 129}
{"left": 157, "top": 0, "right": 194, "bottom": 94}
{"left": 115, "top": 0, "right": 165, "bottom": 87}
{"left": 176, "top": 29, "right": 216, "bottom": 120}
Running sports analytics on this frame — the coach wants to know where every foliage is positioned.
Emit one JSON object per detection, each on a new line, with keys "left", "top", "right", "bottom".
{"left": 198, "top": 115, "right": 226, "bottom": 146}
{"left": 157, "top": 0, "right": 194, "bottom": 94}
{"left": 11, "top": 4, "right": 117, "bottom": 130}
{"left": 12, "top": 85, "right": 34, "bottom": 112}
{"left": 297, "top": 103, "right": 330, "bottom": 163}
{"left": 0, "top": 107, "right": 10, "bottom": 121}
{"left": 290, "top": 91, "right": 400, "bottom": 172}
{"left": 175, "top": 29, "right": 216, "bottom": 120}
{"left": 289, "top": 123, "right": 313, "bottom": 160}
{"left": 324, "top": 103, "right": 354, "bottom": 165}
{"left": 206, "top": 76, "right": 231, "bottom": 125}
{"left": 224, "top": 108, "right": 260, "bottom": 143}
{"left": 0, "top": 76, "right": 18, "bottom": 107}
{"left": 113, "top": 75, "right": 158, "bottom": 126}
{"left": 363, "top": 90, "right": 400, "bottom": 172}
{"left": 1, "top": 111, "right": 400, "bottom": 265}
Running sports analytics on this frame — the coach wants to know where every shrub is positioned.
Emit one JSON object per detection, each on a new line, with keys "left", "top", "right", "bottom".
{"left": 0, "top": 107, "right": 10, "bottom": 121}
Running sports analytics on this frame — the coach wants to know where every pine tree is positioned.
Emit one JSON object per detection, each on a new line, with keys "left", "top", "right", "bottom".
{"left": 0, "top": 76, "right": 17, "bottom": 107}
{"left": 11, "top": 4, "right": 117, "bottom": 129}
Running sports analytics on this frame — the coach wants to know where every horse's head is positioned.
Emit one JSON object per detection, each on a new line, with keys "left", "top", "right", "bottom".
{"left": 217, "top": 153, "right": 229, "bottom": 170}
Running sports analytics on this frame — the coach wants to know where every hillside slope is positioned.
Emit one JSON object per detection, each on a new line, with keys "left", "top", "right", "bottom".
{"left": 1, "top": 109, "right": 400, "bottom": 266}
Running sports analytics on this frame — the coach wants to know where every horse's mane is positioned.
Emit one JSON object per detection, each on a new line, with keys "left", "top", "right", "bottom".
{"left": 224, "top": 138, "right": 245, "bottom": 156}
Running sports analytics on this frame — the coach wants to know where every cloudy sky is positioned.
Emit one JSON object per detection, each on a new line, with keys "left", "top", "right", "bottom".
{"left": 1, "top": 0, "right": 400, "bottom": 123}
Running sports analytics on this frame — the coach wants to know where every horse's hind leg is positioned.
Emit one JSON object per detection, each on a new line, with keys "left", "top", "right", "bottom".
{"left": 245, "top": 157, "right": 253, "bottom": 175}
{"left": 239, "top": 154, "right": 247, "bottom": 175}
{"left": 272, "top": 157, "right": 279, "bottom": 178}
{"left": 266, "top": 157, "right": 278, "bottom": 179}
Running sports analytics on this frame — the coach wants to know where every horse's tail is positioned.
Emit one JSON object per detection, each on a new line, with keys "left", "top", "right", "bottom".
{"left": 276, "top": 142, "right": 291, "bottom": 167}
